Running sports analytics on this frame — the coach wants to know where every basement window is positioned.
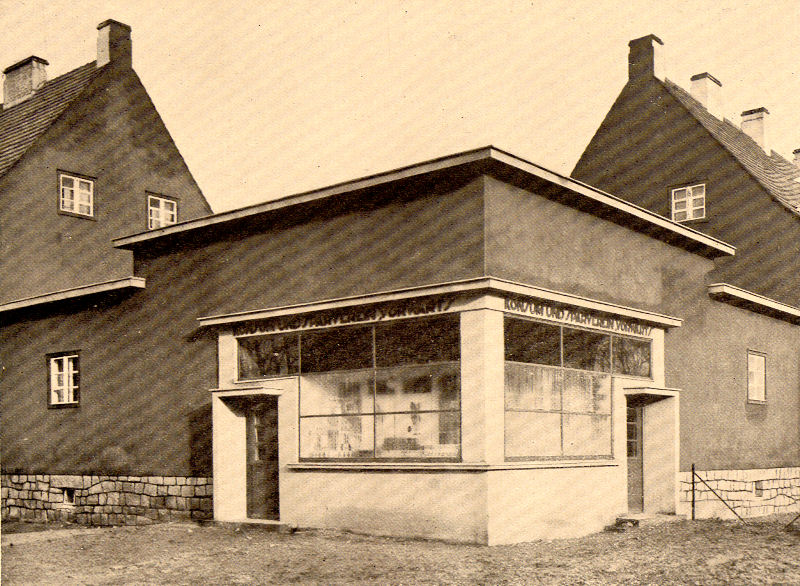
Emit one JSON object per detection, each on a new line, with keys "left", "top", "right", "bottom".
{"left": 671, "top": 184, "right": 705, "bottom": 222}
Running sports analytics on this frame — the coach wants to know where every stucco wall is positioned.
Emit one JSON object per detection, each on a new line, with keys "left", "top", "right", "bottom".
{"left": 483, "top": 174, "right": 701, "bottom": 312}
{"left": 0, "top": 64, "right": 210, "bottom": 305}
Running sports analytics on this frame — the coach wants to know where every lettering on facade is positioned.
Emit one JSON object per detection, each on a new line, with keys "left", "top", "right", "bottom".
{"left": 235, "top": 297, "right": 455, "bottom": 336}
{"left": 504, "top": 298, "right": 653, "bottom": 336}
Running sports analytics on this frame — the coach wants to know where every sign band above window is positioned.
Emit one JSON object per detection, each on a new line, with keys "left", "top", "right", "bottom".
{"left": 234, "top": 297, "right": 456, "bottom": 337}
{"left": 504, "top": 298, "right": 653, "bottom": 337}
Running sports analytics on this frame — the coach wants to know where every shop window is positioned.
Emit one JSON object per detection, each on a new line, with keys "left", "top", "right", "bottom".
{"left": 147, "top": 194, "right": 178, "bottom": 229}
{"left": 48, "top": 351, "right": 80, "bottom": 407}
{"left": 504, "top": 317, "right": 637, "bottom": 460}
{"left": 747, "top": 350, "right": 766, "bottom": 403}
{"left": 59, "top": 173, "right": 94, "bottom": 218}
{"left": 671, "top": 184, "right": 705, "bottom": 222}
{"left": 297, "top": 314, "right": 460, "bottom": 460}
{"left": 238, "top": 333, "right": 299, "bottom": 379}
{"left": 612, "top": 336, "right": 652, "bottom": 378}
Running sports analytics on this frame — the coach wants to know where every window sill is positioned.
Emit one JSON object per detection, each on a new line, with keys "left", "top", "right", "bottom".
{"left": 288, "top": 460, "right": 618, "bottom": 472}
{"left": 58, "top": 210, "right": 96, "bottom": 221}
{"left": 48, "top": 402, "right": 79, "bottom": 409}
{"left": 746, "top": 399, "right": 767, "bottom": 405}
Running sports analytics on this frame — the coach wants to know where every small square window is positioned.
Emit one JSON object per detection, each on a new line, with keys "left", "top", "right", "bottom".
{"left": 48, "top": 352, "right": 80, "bottom": 407}
{"left": 59, "top": 174, "right": 94, "bottom": 217}
{"left": 148, "top": 195, "right": 178, "bottom": 229}
{"left": 747, "top": 350, "right": 766, "bottom": 403}
{"left": 671, "top": 184, "right": 705, "bottom": 222}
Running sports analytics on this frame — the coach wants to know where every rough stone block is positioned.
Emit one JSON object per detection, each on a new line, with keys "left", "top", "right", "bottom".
{"left": 135, "top": 483, "right": 145, "bottom": 494}
{"left": 180, "top": 486, "right": 194, "bottom": 497}
{"left": 143, "top": 484, "right": 157, "bottom": 497}
{"left": 167, "top": 485, "right": 181, "bottom": 496}
{"left": 164, "top": 477, "right": 176, "bottom": 486}
{"left": 165, "top": 496, "right": 178, "bottom": 509}
{"left": 157, "top": 485, "right": 168, "bottom": 496}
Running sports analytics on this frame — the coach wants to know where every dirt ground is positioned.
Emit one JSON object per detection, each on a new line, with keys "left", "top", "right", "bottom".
{"left": 3, "top": 515, "right": 800, "bottom": 585}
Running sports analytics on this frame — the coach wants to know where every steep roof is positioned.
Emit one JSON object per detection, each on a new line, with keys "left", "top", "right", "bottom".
{"left": 662, "top": 79, "right": 800, "bottom": 217}
{"left": 0, "top": 61, "right": 101, "bottom": 179}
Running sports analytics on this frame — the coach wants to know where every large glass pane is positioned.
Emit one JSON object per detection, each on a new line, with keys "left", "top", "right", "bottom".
{"left": 300, "top": 370, "right": 373, "bottom": 416}
{"left": 375, "top": 362, "right": 459, "bottom": 413}
{"left": 562, "top": 371, "right": 611, "bottom": 414}
{"left": 504, "top": 362, "right": 561, "bottom": 411}
{"left": 505, "top": 411, "right": 562, "bottom": 458}
{"left": 301, "top": 326, "right": 372, "bottom": 373}
{"left": 562, "top": 413, "right": 611, "bottom": 457}
{"left": 300, "top": 415, "right": 374, "bottom": 458}
{"left": 613, "top": 336, "right": 652, "bottom": 378}
{"left": 238, "top": 333, "right": 299, "bottom": 379}
{"left": 504, "top": 318, "right": 560, "bottom": 366}
{"left": 375, "top": 411, "right": 459, "bottom": 459}
{"left": 562, "top": 328, "right": 610, "bottom": 372}
{"left": 375, "top": 314, "right": 459, "bottom": 367}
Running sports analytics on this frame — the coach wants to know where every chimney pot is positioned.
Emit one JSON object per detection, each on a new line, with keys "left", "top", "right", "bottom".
{"left": 628, "top": 34, "right": 665, "bottom": 82}
{"left": 690, "top": 72, "right": 723, "bottom": 118}
{"left": 97, "top": 19, "right": 132, "bottom": 68}
{"left": 792, "top": 148, "right": 800, "bottom": 167}
{"left": 741, "top": 107, "right": 770, "bottom": 152}
{"left": 2, "top": 56, "right": 49, "bottom": 108}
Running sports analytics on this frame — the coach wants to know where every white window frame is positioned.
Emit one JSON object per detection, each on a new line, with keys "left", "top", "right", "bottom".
{"left": 747, "top": 350, "right": 766, "bottom": 403}
{"left": 59, "top": 174, "right": 94, "bottom": 217}
{"left": 148, "top": 195, "right": 178, "bottom": 229}
{"left": 48, "top": 353, "right": 80, "bottom": 407}
{"left": 671, "top": 183, "right": 705, "bottom": 222}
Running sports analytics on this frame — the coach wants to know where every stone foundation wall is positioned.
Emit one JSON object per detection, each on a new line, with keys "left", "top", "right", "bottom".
{"left": 1, "top": 474, "right": 213, "bottom": 525}
{"left": 678, "top": 467, "right": 800, "bottom": 518}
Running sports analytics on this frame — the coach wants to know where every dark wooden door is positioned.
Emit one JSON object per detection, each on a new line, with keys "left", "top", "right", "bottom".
{"left": 246, "top": 397, "right": 279, "bottom": 520}
{"left": 627, "top": 404, "right": 644, "bottom": 513}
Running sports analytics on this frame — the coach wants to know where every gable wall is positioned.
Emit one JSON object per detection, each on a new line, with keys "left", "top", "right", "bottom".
{"left": 0, "top": 64, "right": 210, "bottom": 305}
{"left": 573, "top": 77, "right": 800, "bottom": 470}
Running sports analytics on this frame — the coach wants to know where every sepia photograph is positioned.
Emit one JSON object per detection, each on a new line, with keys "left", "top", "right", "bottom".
{"left": 1, "top": 1, "right": 799, "bottom": 583}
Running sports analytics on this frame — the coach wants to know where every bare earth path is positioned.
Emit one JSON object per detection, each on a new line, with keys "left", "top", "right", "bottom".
{"left": 3, "top": 516, "right": 800, "bottom": 585}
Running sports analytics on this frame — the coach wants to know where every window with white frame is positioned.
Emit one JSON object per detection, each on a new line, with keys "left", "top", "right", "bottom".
{"left": 147, "top": 195, "right": 178, "bottom": 229}
{"left": 59, "top": 174, "right": 94, "bottom": 217}
{"left": 747, "top": 350, "right": 766, "bottom": 403}
{"left": 671, "top": 184, "right": 705, "bottom": 222}
{"left": 48, "top": 352, "right": 80, "bottom": 407}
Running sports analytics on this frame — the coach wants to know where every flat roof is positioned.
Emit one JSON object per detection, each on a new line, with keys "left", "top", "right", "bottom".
{"left": 114, "top": 146, "right": 735, "bottom": 258}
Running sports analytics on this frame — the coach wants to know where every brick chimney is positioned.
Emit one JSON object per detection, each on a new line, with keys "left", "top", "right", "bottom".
{"left": 97, "top": 19, "right": 132, "bottom": 68}
{"left": 741, "top": 107, "right": 769, "bottom": 152}
{"left": 690, "top": 72, "right": 723, "bottom": 118}
{"left": 628, "top": 34, "right": 665, "bottom": 82}
{"left": 2, "top": 56, "right": 48, "bottom": 108}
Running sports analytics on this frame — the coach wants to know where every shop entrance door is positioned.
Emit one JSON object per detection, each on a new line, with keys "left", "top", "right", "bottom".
{"left": 626, "top": 403, "right": 644, "bottom": 513}
{"left": 246, "top": 397, "right": 279, "bottom": 520}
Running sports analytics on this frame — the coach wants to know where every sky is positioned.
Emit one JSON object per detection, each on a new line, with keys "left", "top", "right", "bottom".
{"left": 1, "top": 0, "right": 799, "bottom": 212}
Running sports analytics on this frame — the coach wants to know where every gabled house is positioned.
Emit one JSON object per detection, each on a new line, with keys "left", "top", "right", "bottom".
{"left": 573, "top": 35, "right": 800, "bottom": 518}
{"left": 0, "top": 19, "right": 211, "bottom": 312}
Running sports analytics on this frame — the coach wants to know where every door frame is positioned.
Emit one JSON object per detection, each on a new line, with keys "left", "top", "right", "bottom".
{"left": 622, "top": 386, "right": 680, "bottom": 515}
{"left": 211, "top": 379, "right": 297, "bottom": 522}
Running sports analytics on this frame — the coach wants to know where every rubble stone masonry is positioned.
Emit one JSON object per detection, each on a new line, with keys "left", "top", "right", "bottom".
{"left": 1, "top": 473, "right": 213, "bottom": 525}
{"left": 679, "top": 467, "right": 800, "bottom": 518}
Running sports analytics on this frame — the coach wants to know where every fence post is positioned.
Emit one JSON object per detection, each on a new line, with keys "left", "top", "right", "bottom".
{"left": 691, "top": 463, "right": 695, "bottom": 520}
